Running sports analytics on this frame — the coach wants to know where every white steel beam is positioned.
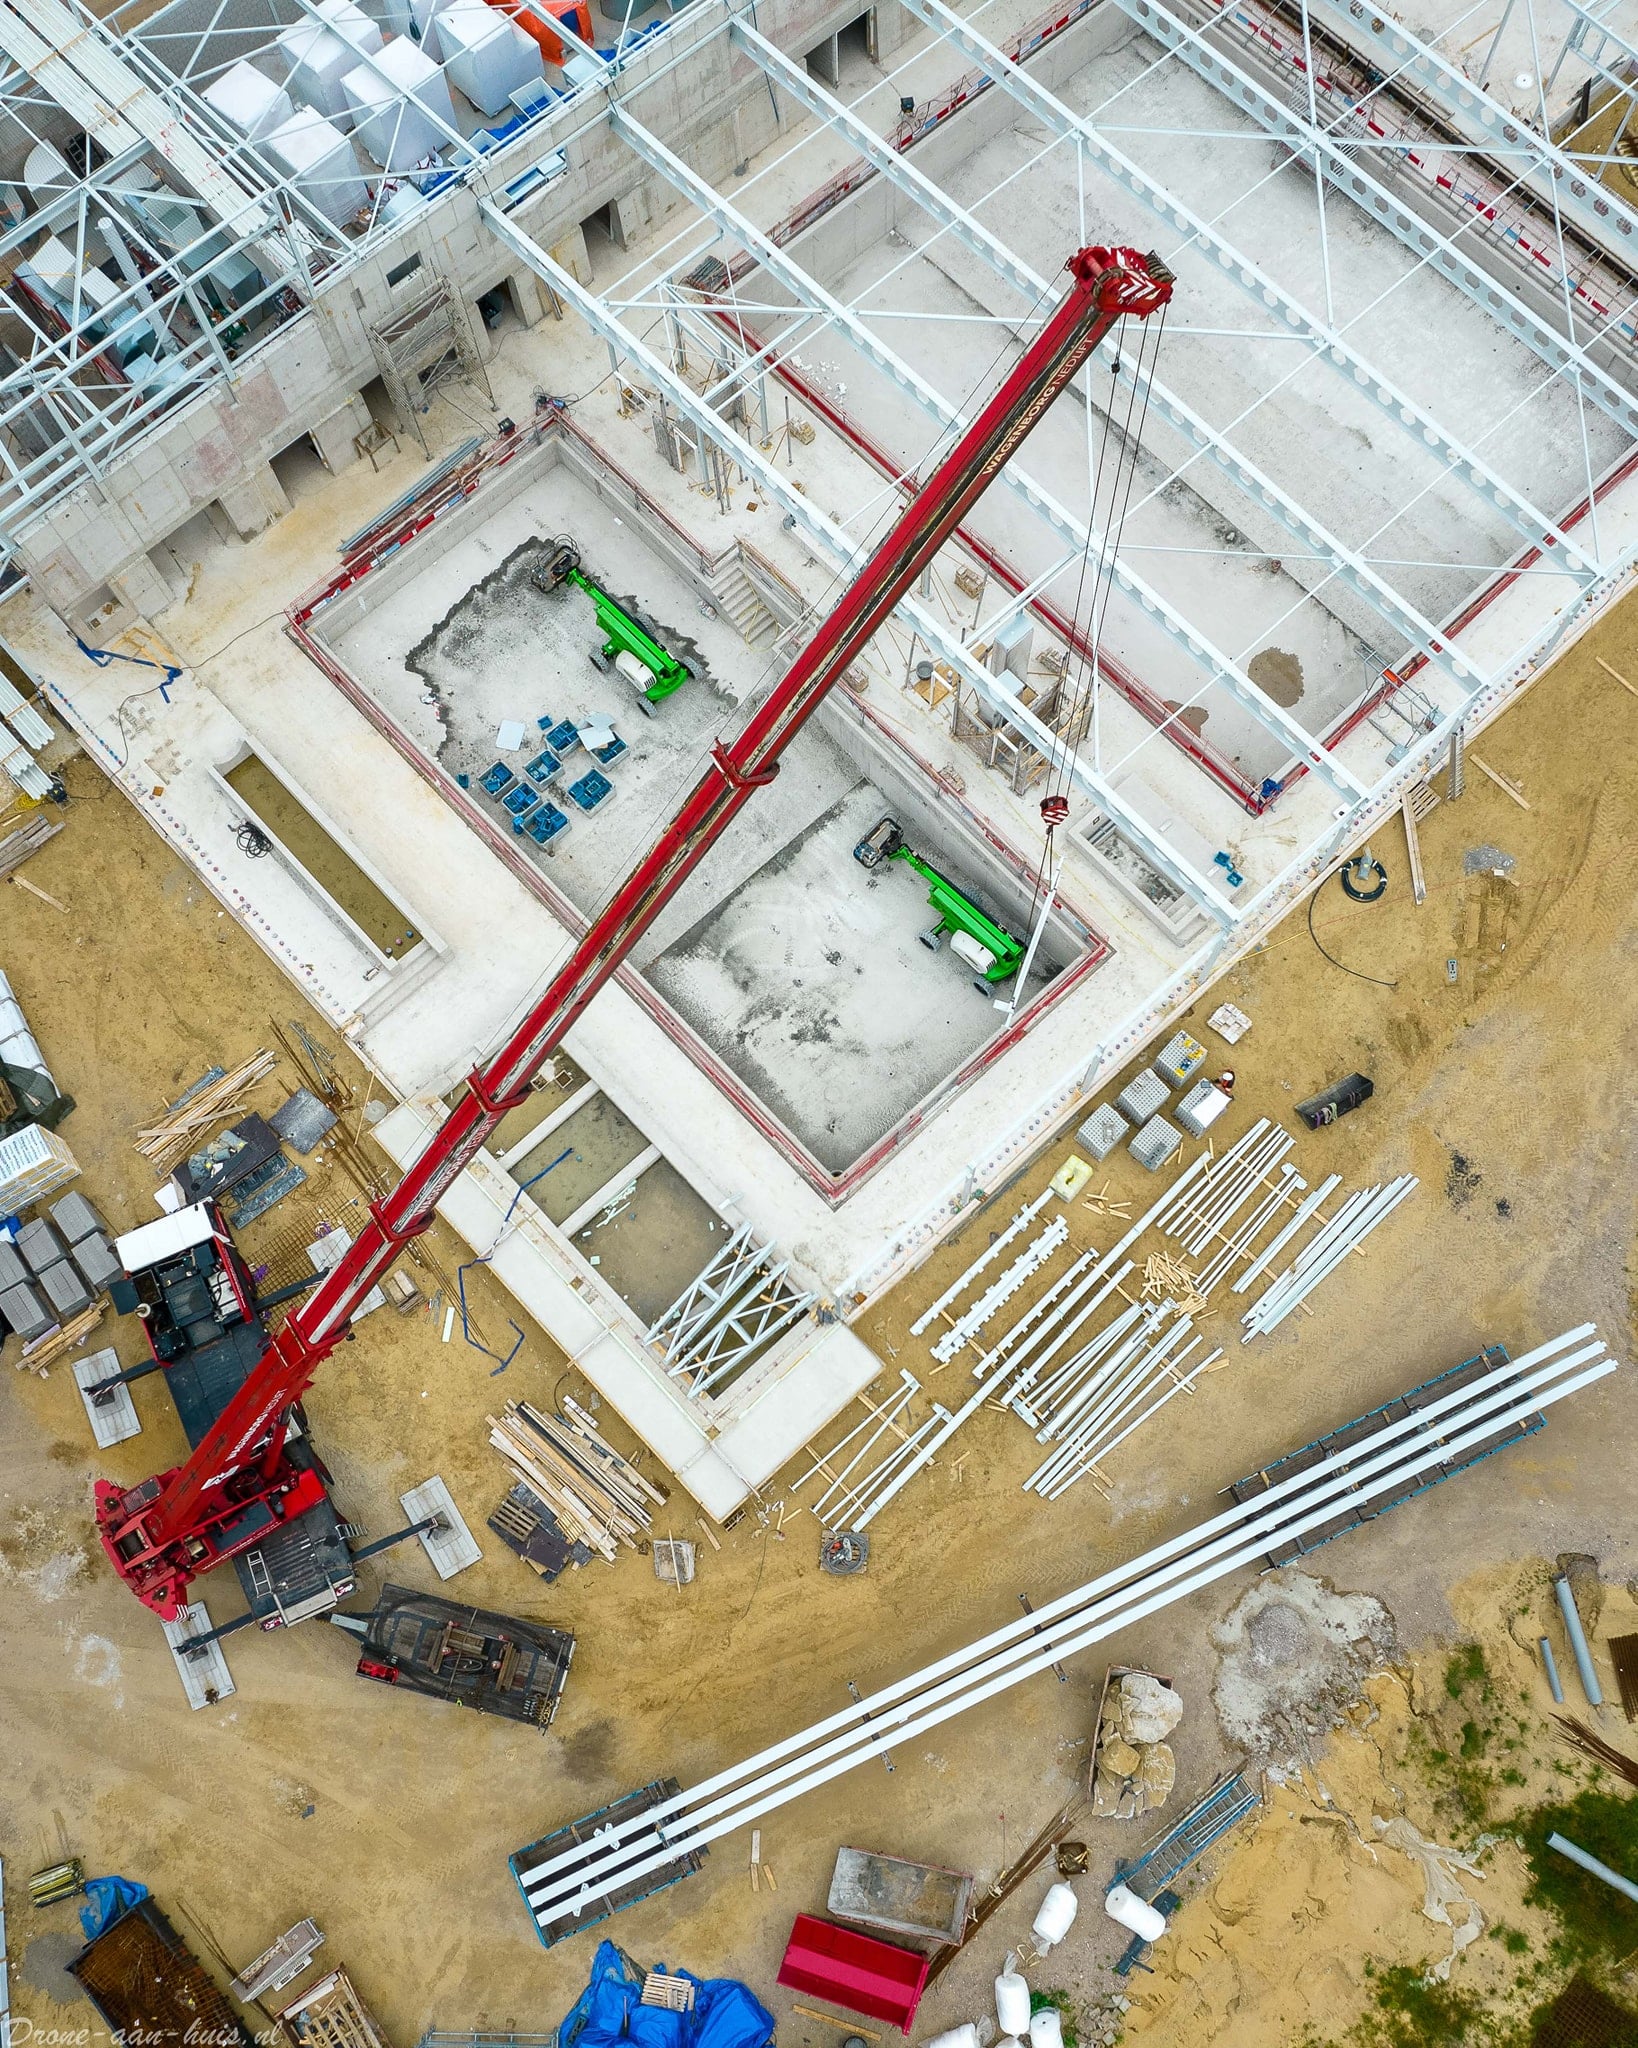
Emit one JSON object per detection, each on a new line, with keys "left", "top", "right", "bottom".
{"left": 732, "top": 18, "right": 1493, "bottom": 700}
{"left": 0, "top": 0, "right": 273, "bottom": 247}
{"left": 515, "top": 1331, "right": 1615, "bottom": 1927}
{"left": 480, "top": 198, "right": 1240, "bottom": 928}
{"left": 1302, "top": 0, "right": 1638, "bottom": 269}
{"left": 894, "top": 0, "right": 1608, "bottom": 579}
{"left": 1115, "top": 0, "right": 1638, "bottom": 441}
{"left": 609, "top": 104, "right": 1371, "bottom": 800}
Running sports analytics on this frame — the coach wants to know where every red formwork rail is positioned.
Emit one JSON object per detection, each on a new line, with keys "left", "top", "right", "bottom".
{"left": 287, "top": 408, "right": 1114, "bottom": 1204}
{"left": 703, "top": 302, "right": 1264, "bottom": 809}
{"left": 1213, "top": 0, "right": 1638, "bottom": 339}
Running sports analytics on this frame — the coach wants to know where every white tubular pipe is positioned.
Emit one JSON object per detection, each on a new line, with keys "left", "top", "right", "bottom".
{"left": 1161, "top": 1120, "right": 1270, "bottom": 1235}
{"left": 1041, "top": 1349, "right": 1220, "bottom": 1500}
{"left": 1021, "top": 1292, "right": 1146, "bottom": 1411}
{"left": 1554, "top": 1575, "right": 1605, "bottom": 1707}
{"left": 1548, "top": 1834, "right": 1638, "bottom": 1903}
{"left": 1032, "top": 1305, "right": 1167, "bottom": 1441}
{"left": 1245, "top": 1180, "right": 1418, "bottom": 1335}
{"left": 1199, "top": 1171, "right": 1299, "bottom": 1293}
{"left": 521, "top": 1329, "right": 1602, "bottom": 1898}
{"left": 527, "top": 1352, "right": 1615, "bottom": 1924}
{"left": 1183, "top": 1130, "right": 1292, "bottom": 1256}
{"left": 521, "top": 1333, "right": 1610, "bottom": 1911}
{"left": 1232, "top": 1174, "right": 1341, "bottom": 1293}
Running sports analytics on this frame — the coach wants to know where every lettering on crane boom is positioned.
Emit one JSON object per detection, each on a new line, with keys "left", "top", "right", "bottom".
{"left": 975, "top": 335, "right": 1095, "bottom": 483}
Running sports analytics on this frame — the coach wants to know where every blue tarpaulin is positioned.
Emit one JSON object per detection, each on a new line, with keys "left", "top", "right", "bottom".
{"left": 79, "top": 1877, "right": 150, "bottom": 1940}
{"left": 558, "top": 1941, "right": 773, "bottom": 2048}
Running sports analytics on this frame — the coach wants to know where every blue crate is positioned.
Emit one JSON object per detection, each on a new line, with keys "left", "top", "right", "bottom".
{"left": 586, "top": 729, "right": 627, "bottom": 767}
{"left": 503, "top": 783, "right": 539, "bottom": 817}
{"left": 545, "top": 719, "right": 580, "bottom": 755}
{"left": 481, "top": 760, "right": 515, "bottom": 797}
{"left": 524, "top": 748, "right": 561, "bottom": 787}
{"left": 567, "top": 769, "right": 613, "bottom": 813}
{"left": 526, "top": 803, "right": 571, "bottom": 847}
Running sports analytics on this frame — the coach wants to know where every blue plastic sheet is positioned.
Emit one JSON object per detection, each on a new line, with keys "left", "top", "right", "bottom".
{"left": 558, "top": 1941, "right": 772, "bottom": 2048}
{"left": 79, "top": 1876, "right": 150, "bottom": 1940}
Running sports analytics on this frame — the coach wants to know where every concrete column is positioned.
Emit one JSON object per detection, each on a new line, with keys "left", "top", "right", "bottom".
{"left": 308, "top": 394, "right": 373, "bottom": 473}
{"left": 107, "top": 549, "right": 175, "bottom": 622}
{"left": 505, "top": 267, "right": 548, "bottom": 327}
{"left": 213, "top": 461, "right": 292, "bottom": 541}
{"left": 550, "top": 223, "right": 591, "bottom": 285}
{"left": 872, "top": 2, "right": 914, "bottom": 57}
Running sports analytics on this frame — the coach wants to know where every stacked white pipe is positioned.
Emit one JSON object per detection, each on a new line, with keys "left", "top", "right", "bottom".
{"left": 514, "top": 1328, "right": 1617, "bottom": 1936}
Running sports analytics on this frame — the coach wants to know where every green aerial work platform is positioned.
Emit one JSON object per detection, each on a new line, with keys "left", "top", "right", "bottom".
{"left": 532, "top": 534, "right": 692, "bottom": 709}
{"left": 854, "top": 815, "right": 1025, "bottom": 983}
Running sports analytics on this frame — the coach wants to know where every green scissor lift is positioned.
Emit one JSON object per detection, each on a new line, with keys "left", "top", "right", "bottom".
{"left": 533, "top": 535, "right": 692, "bottom": 709}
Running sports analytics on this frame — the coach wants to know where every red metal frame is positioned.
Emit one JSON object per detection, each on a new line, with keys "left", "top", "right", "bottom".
{"left": 95, "top": 245, "right": 1173, "bottom": 1621}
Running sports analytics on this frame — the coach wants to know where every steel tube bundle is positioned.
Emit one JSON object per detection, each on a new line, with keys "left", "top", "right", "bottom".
{"left": 1241, "top": 1177, "right": 1418, "bottom": 1337}
{"left": 516, "top": 1329, "right": 1615, "bottom": 1934}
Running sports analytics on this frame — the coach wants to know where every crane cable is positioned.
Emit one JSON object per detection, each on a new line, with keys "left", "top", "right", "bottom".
{"left": 1023, "top": 301, "right": 1168, "bottom": 931}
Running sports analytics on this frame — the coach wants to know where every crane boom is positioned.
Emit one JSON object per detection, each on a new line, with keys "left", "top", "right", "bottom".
{"left": 95, "top": 246, "right": 1174, "bottom": 1620}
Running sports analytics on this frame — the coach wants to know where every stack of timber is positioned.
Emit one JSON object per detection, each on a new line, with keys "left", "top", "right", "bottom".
{"left": 136, "top": 1052, "right": 278, "bottom": 1171}
{"left": 487, "top": 1398, "right": 666, "bottom": 1563}
{"left": 0, "top": 814, "right": 63, "bottom": 877}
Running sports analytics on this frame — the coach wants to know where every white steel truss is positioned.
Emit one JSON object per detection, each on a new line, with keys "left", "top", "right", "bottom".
{"left": 731, "top": 19, "right": 1492, "bottom": 707}
{"left": 609, "top": 103, "right": 1369, "bottom": 799}
{"left": 1118, "top": 0, "right": 1638, "bottom": 440}
{"left": 481, "top": 197, "right": 1244, "bottom": 926}
{"left": 894, "top": 0, "right": 1613, "bottom": 580}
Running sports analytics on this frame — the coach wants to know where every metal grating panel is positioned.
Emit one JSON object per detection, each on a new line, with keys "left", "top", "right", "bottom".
{"left": 1115, "top": 1070, "right": 1170, "bottom": 1124}
{"left": 401, "top": 1475, "right": 482, "bottom": 1578}
{"left": 1129, "top": 1115, "right": 1182, "bottom": 1172}
{"left": 74, "top": 1348, "right": 140, "bottom": 1447}
{"left": 1152, "top": 1031, "right": 1207, "bottom": 1088}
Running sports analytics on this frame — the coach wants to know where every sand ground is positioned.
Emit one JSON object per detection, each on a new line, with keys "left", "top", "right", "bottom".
{"left": 1, "top": 577, "right": 1635, "bottom": 2046}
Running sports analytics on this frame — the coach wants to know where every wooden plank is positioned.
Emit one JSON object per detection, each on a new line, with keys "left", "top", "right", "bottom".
{"left": 1469, "top": 755, "right": 1530, "bottom": 809}
{"left": 1401, "top": 793, "right": 1427, "bottom": 907}
{"left": 0, "top": 814, "right": 63, "bottom": 877}
{"left": 1596, "top": 655, "right": 1638, "bottom": 698}
{"left": 10, "top": 874, "right": 65, "bottom": 910}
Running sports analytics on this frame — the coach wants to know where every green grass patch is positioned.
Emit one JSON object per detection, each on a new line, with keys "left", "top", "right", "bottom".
{"left": 1518, "top": 1788, "right": 1638, "bottom": 1968}
{"left": 1447, "top": 1645, "right": 1490, "bottom": 1699}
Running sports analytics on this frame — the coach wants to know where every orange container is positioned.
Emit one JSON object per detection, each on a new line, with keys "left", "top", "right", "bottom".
{"left": 486, "top": 0, "right": 592, "bottom": 65}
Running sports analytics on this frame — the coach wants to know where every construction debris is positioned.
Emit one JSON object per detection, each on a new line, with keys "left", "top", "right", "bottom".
{"left": 487, "top": 1399, "right": 664, "bottom": 1563}
{"left": 135, "top": 1052, "right": 278, "bottom": 1171}
{"left": 1091, "top": 1670, "right": 1183, "bottom": 1818}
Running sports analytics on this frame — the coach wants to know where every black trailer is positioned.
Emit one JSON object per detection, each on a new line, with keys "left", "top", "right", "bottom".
{"left": 510, "top": 1778, "right": 707, "bottom": 1947}
{"left": 348, "top": 1582, "right": 574, "bottom": 1725}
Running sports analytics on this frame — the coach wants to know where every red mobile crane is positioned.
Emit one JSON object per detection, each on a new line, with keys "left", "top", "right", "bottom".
{"left": 95, "top": 247, "right": 1174, "bottom": 1623}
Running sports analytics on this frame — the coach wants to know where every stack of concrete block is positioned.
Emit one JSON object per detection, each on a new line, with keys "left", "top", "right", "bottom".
{"left": 1153, "top": 1030, "right": 1207, "bottom": 1089}
{"left": 1, "top": 1190, "right": 119, "bottom": 1346}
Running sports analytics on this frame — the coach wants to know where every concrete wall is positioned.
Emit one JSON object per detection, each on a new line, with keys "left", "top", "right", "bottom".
{"left": 13, "top": 0, "right": 912, "bottom": 625}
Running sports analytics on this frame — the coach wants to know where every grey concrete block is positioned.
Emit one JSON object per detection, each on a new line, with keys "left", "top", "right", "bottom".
{"left": 16, "top": 1216, "right": 66, "bottom": 1274}
{"left": 50, "top": 1190, "right": 107, "bottom": 1245}
{"left": 0, "top": 1280, "right": 53, "bottom": 1341}
{"left": 1115, "top": 1069, "right": 1169, "bottom": 1124}
{"left": 1076, "top": 1102, "right": 1130, "bottom": 1162}
{"left": 38, "top": 1259, "right": 93, "bottom": 1319}
{"left": 70, "top": 1230, "right": 123, "bottom": 1295}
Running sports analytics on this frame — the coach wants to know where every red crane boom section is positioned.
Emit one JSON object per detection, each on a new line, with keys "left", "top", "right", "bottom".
{"left": 95, "top": 246, "right": 1173, "bottom": 1618}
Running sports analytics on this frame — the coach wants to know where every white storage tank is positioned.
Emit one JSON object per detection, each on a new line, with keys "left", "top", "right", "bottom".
{"left": 278, "top": 19, "right": 364, "bottom": 122}
{"left": 264, "top": 110, "right": 368, "bottom": 225}
{"left": 344, "top": 39, "right": 455, "bottom": 169}
{"left": 204, "top": 59, "right": 296, "bottom": 140}
{"left": 317, "top": 0, "right": 385, "bottom": 51}
{"left": 437, "top": 1, "right": 542, "bottom": 114}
